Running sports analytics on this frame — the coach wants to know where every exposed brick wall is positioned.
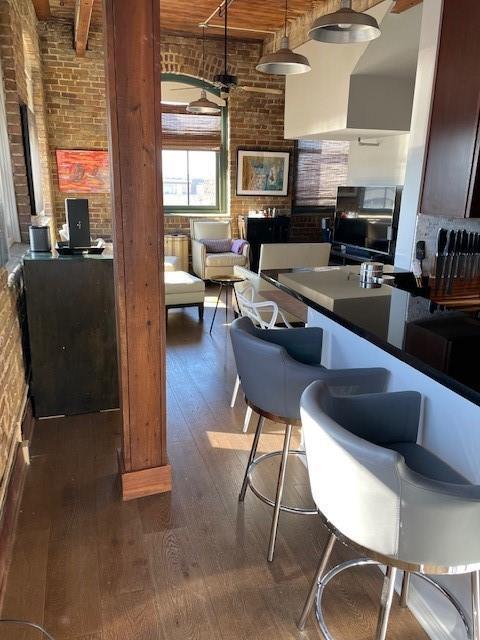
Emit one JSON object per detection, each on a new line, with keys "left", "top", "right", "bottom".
{"left": 0, "top": 0, "right": 53, "bottom": 241}
{"left": 40, "top": 21, "right": 110, "bottom": 239}
{"left": 290, "top": 214, "right": 329, "bottom": 243}
{"left": 161, "top": 34, "right": 294, "bottom": 239}
{"left": 38, "top": 24, "right": 294, "bottom": 240}
{"left": 0, "top": 267, "right": 26, "bottom": 499}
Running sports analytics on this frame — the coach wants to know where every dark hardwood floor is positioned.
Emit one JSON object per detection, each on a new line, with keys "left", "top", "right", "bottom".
{"left": 1, "top": 290, "right": 429, "bottom": 640}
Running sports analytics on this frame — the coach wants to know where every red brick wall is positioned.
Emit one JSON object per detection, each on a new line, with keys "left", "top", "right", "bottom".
{"left": 38, "top": 26, "right": 295, "bottom": 240}
{"left": 161, "top": 34, "right": 295, "bottom": 238}
{"left": 40, "top": 21, "right": 110, "bottom": 238}
{"left": 0, "top": 267, "right": 26, "bottom": 497}
{"left": 0, "top": 0, "right": 53, "bottom": 241}
{"left": 289, "top": 214, "right": 330, "bottom": 243}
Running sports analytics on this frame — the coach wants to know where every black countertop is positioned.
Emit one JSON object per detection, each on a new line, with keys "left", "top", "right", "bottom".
{"left": 261, "top": 267, "right": 480, "bottom": 407}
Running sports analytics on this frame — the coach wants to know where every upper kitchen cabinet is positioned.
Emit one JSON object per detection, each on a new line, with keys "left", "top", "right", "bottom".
{"left": 421, "top": 0, "right": 480, "bottom": 218}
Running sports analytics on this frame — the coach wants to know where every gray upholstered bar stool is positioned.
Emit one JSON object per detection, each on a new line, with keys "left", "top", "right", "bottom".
{"left": 230, "top": 316, "right": 388, "bottom": 562}
{"left": 298, "top": 381, "right": 480, "bottom": 640}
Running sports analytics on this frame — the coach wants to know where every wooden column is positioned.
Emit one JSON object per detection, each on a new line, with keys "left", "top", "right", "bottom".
{"left": 103, "top": 0, "right": 170, "bottom": 500}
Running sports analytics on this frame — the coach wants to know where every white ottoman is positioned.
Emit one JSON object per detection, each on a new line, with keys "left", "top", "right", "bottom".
{"left": 164, "top": 255, "right": 180, "bottom": 272}
{"left": 165, "top": 271, "right": 205, "bottom": 322}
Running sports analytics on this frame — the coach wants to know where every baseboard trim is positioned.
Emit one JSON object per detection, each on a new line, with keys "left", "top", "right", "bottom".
{"left": 117, "top": 450, "right": 172, "bottom": 500}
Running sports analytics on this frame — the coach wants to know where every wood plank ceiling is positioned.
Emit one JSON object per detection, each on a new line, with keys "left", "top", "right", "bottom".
{"left": 160, "top": 0, "right": 325, "bottom": 39}
{"left": 38, "top": 1, "right": 421, "bottom": 39}
{"left": 42, "top": 0, "right": 330, "bottom": 39}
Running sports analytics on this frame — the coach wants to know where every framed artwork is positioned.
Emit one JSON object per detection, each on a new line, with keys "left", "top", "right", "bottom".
{"left": 236, "top": 150, "right": 290, "bottom": 196}
{"left": 56, "top": 149, "right": 110, "bottom": 193}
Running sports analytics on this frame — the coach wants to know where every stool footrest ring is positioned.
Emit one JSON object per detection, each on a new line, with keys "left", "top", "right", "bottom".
{"left": 314, "top": 558, "right": 472, "bottom": 640}
{"left": 247, "top": 449, "right": 317, "bottom": 515}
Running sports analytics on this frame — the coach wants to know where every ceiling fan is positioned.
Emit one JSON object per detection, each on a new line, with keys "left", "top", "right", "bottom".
{"left": 204, "top": 0, "right": 283, "bottom": 99}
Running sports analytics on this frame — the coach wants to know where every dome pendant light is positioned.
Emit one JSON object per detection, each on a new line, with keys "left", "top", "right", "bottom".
{"left": 187, "top": 29, "right": 221, "bottom": 114}
{"left": 309, "top": 0, "right": 381, "bottom": 44}
{"left": 256, "top": 0, "right": 311, "bottom": 76}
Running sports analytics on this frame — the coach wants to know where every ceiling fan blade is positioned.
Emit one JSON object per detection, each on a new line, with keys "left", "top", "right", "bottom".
{"left": 239, "top": 86, "right": 283, "bottom": 95}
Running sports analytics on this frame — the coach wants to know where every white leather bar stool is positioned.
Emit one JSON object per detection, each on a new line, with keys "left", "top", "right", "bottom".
{"left": 298, "top": 382, "right": 480, "bottom": 640}
{"left": 230, "top": 317, "right": 388, "bottom": 562}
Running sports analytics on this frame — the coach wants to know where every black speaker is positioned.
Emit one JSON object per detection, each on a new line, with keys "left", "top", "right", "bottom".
{"left": 65, "top": 198, "right": 91, "bottom": 248}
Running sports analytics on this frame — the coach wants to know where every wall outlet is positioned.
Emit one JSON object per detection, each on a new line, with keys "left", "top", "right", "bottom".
{"left": 416, "top": 240, "right": 426, "bottom": 261}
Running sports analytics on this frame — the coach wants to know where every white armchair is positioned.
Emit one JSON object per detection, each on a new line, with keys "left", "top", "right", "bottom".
{"left": 190, "top": 220, "right": 250, "bottom": 280}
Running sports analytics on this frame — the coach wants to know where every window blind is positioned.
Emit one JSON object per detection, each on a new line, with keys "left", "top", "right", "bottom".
{"left": 161, "top": 104, "right": 221, "bottom": 150}
{"left": 294, "top": 139, "right": 350, "bottom": 208}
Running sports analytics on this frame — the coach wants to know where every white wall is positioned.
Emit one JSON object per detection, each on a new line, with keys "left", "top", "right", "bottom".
{"left": 394, "top": 0, "right": 443, "bottom": 269}
{"left": 284, "top": 2, "right": 392, "bottom": 140}
{"left": 347, "top": 134, "right": 410, "bottom": 186}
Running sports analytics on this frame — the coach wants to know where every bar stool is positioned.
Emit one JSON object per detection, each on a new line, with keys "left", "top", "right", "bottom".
{"left": 298, "top": 381, "right": 480, "bottom": 640}
{"left": 230, "top": 283, "right": 293, "bottom": 433}
{"left": 230, "top": 316, "right": 388, "bottom": 562}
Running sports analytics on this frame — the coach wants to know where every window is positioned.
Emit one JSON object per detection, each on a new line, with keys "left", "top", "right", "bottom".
{"left": 294, "top": 139, "right": 350, "bottom": 211}
{"left": 163, "top": 149, "right": 217, "bottom": 207}
{"left": 161, "top": 103, "right": 225, "bottom": 213}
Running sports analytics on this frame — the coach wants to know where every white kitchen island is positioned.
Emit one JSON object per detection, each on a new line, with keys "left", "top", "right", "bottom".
{"left": 262, "top": 266, "right": 480, "bottom": 640}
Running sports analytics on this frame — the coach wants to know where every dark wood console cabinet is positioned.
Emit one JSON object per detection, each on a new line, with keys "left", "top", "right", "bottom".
{"left": 23, "top": 253, "right": 119, "bottom": 417}
{"left": 238, "top": 216, "right": 291, "bottom": 273}
{"left": 420, "top": 0, "right": 480, "bottom": 219}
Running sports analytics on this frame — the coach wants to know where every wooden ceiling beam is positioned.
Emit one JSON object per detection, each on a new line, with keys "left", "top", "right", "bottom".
{"left": 391, "top": 0, "right": 423, "bottom": 13}
{"left": 74, "top": 0, "right": 94, "bottom": 57}
{"left": 32, "top": 0, "right": 51, "bottom": 21}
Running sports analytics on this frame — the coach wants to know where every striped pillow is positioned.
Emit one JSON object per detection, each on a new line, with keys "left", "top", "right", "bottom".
{"left": 201, "top": 239, "right": 232, "bottom": 253}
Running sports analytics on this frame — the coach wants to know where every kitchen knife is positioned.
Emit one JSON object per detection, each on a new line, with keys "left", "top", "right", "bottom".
{"left": 444, "top": 230, "right": 457, "bottom": 293}
{"left": 474, "top": 233, "right": 480, "bottom": 280}
{"left": 434, "top": 228, "right": 448, "bottom": 288}
{"left": 452, "top": 230, "right": 463, "bottom": 279}
{"left": 465, "top": 231, "right": 476, "bottom": 281}
{"left": 460, "top": 230, "right": 469, "bottom": 279}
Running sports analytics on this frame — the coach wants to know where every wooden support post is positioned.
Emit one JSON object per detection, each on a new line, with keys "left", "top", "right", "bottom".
{"left": 74, "top": 0, "right": 94, "bottom": 57}
{"left": 103, "top": 0, "right": 170, "bottom": 500}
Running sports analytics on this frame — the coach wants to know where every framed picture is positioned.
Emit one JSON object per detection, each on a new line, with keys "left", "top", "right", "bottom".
{"left": 56, "top": 149, "right": 110, "bottom": 193}
{"left": 236, "top": 150, "right": 290, "bottom": 196}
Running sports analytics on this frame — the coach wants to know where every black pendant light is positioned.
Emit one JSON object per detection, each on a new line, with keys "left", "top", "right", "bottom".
{"left": 213, "top": 1, "right": 238, "bottom": 90}
{"left": 187, "top": 28, "right": 221, "bottom": 114}
{"left": 309, "top": 0, "right": 381, "bottom": 44}
{"left": 256, "top": 0, "right": 311, "bottom": 75}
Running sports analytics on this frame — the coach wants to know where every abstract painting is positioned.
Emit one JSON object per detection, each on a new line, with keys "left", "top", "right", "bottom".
{"left": 56, "top": 150, "right": 110, "bottom": 193}
{"left": 236, "top": 150, "right": 290, "bottom": 196}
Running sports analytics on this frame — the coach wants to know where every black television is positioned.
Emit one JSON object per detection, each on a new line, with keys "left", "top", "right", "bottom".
{"left": 333, "top": 186, "right": 402, "bottom": 260}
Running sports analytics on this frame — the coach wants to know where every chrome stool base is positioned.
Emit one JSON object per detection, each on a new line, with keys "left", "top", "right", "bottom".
{"left": 238, "top": 412, "right": 316, "bottom": 562}
{"left": 246, "top": 450, "right": 317, "bottom": 515}
{"left": 314, "top": 558, "right": 472, "bottom": 640}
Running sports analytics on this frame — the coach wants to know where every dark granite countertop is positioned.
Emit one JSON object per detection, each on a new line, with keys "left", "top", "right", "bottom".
{"left": 23, "top": 250, "right": 113, "bottom": 262}
{"left": 261, "top": 267, "right": 480, "bottom": 407}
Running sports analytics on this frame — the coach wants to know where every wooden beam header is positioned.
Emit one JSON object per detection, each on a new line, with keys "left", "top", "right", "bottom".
{"left": 75, "top": 0, "right": 94, "bottom": 56}
{"left": 32, "top": 0, "right": 51, "bottom": 21}
{"left": 391, "top": 0, "right": 423, "bottom": 13}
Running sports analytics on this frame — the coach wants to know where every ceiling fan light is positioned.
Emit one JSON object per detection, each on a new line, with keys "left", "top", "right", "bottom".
{"left": 256, "top": 36, "right": 311, "bottom": 76}
{"left": 187, "top": 89, "right": 221, "bottom": 114}
{"left": 309, "top": 6, "right": 381, "bottom": 44}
